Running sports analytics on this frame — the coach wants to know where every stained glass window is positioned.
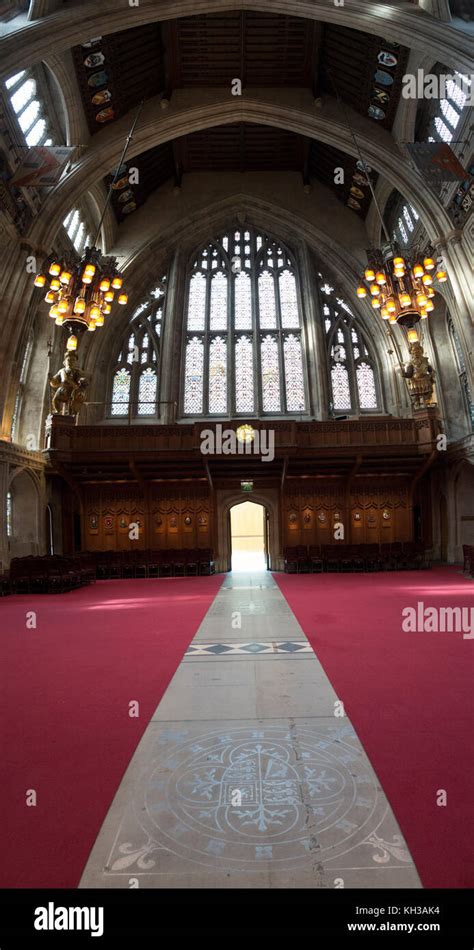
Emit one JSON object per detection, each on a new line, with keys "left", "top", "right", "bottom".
{"left": 284, "top": 335, "right": 305, "bottom": 411}
{"left": 357, "top": 362, "right": 377, "bottom": 409}
{"left": 138, "top": 368, "right": 157, "bottom": 415}
{"left": 5, "top": 69, "right": 54, "bottom": 150}
{"left": 208, "top": 337, "right": 227, "bottom": 413}
{"left": 111, "top": 369, "right": 131, "bottom": 416}
{"left": 182, "top": 229, "right": 307, "bottom": 415}
{"left": 323, "top": 278, "right": 380, "bottom": 414}
{"left": 331, "top": 364, "right": 352, "bottom": 411}
{"left": 261, "top": 335, "right": 281, "bottom": 412}
{"left": 109, "top": 274, "right": 167, "bottom": 417}
{"left": 184, "top": 337, "right": 204, "bottom": 414}
{"left": 235, "top": 336, "right": 254, "bottom": 412}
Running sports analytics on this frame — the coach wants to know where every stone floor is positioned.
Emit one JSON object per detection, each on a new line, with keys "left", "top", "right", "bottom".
{"left": 80, "top": 571, "right": 421, "bottom": 889}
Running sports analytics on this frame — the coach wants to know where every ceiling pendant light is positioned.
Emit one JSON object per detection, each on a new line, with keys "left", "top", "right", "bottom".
{"left": 32, "top": 102, "right": 143, "bottom": 352}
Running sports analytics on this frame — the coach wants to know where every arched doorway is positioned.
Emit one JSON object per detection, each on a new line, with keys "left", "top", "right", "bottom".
{"left": 8, "top": 469, "right": 41, "bottom": 559}
{"left": 230, "top": 501, "right": 268, "bottom": 571}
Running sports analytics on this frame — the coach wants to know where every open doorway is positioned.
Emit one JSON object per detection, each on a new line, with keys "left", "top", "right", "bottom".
{"left": 230, "top": 501, "right": 267, "bottom": 571}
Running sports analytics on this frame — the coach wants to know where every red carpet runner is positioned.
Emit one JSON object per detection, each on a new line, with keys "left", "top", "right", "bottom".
{"left": 275, "top": 567, "right": 474, "bottom": 888}
{"left": 0, "top": 576, "right": 222, "bottom": 888}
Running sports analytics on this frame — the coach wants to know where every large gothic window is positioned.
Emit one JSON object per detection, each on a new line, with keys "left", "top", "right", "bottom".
{"left": 109, "top": 277, "right": 167, "bottom": 418}
{"left": 182, "top": 229, "right": 307, "bottom": 416}
{"left": 320, "top": 279, "right": 380, "bottom": 415}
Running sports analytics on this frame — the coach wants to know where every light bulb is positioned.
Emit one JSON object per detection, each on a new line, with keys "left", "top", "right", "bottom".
{"left": 425, "top": 300, "right": 434, "bottom": 312}
{"left": 95, "top": 313, "right": 104, "bottom": 327}
{"left": 50, "top": 278, "right": 61, "bottom": 291}
{"left": 99, "top": 278, "right": 110, "bottom": 292}
{"left": 104, "top": 290, "right": 114, "bottom": 302}
{"left": 34, "top": 273, "right": 46, "bottom": 288}
{"left": 49, "top": 262, "right": 61, "bottom": 276}
{"left": 413, "top": 264, "right": 424, "bottom": 279}
{"left": 370, "top": 284, "right": 380, "bottom": 296}
{"left": 74, "top": 296, "right": 86, "bottom": 314}
{"left": 371, "top": 296, "right": 381, "bottom": 309}
{"left": 111, "top": 276, "right": 123, "bottom": 289}
{"left": 364, "top": 268, "right": 375, "bottom": 282}
{"left": 57, "top": 298, "right": 69, "bottom": 315}
{"left": 407, "top": 329, "right": 419, "bottom": 343}
{"left": 55, "top": 314, "right": 64, "bottom": 326}
{"left": 386, "top": 298, "right": 397, "bottom": 314}
{"left": 45, "top": 290, "right": 56, "bottom": 304}
{"left": 356, "top": 286, "right": 367, "bottom": 298}
{"left": 399, "top": 293, "right": 411, "bottom": 308}
{"left": 423, "top": 257, "right": 435, "bottom": 271}
{"left": 66, "top": 335, "right": 78, "bottom": 351}
{"left": 90, "top": 304, "right": 101, "bottom": 320}
{"left": 60, "top": 270, "right": 72, "bottom": 285}
{"left": 381, "top": 307, "right": 390, "bottom": 320}
{"left": 375, "top": 271, "right": 387, "bottom": 285}
{"left": 49, "top": 305, "right": 60, "bottom": 319}
{"left": 422, "top": 273, "right": 433, "bottom": 286}
{"left": 118, "top": 293, "right": 128, "bottom": 305}
{"left": 435, "top": 270, "right": 447, "bottom": 282}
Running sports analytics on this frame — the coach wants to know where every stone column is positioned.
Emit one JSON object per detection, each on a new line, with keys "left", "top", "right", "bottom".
{"left": 159, "top": 247, "right": 186, "bottom": 424}
{"left": 298, "top": 243, "right": 328, "bottom": 419}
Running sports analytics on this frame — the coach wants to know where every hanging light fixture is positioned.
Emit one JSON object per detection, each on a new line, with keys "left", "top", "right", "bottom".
{"left": 35, "top": 247, "right": 128, "bottom": 346}
{"left": 32, "top": 102, "right": 144, "bottom": 352}
{"left": 325, "top": 71, "right": 450, "bottom": 331}
{"left": 356, "top": 240, "right": 449, "bottom": 329}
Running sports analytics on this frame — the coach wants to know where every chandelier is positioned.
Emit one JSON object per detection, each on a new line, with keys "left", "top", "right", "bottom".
{"left": 34, "top": 248, "right": 127, "bottom": 351}
{"left": 356, "top": 240, "right": 448, "bottom": 328}
{"left": 32, "top": 102, "right": 143, "bottom": 353}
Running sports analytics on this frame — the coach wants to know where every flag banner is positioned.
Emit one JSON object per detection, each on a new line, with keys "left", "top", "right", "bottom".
{"left": 405, "top": 142, "right": 471, "bottom": 183}
{"left": 10, "top": 146, "right": 75, "bottom": 187}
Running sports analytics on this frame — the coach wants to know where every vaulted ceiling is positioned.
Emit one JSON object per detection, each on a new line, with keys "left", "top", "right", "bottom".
{"left": 71, "top": 12, "right": 409, "bottom": 223}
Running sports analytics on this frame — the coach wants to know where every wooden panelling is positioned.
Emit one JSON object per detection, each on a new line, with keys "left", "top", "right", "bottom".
{"left": 284, "top": 478, "right": 412, "bottom": 547}
{"left": 83, "top": 486, "right": 211, "bottom": 552}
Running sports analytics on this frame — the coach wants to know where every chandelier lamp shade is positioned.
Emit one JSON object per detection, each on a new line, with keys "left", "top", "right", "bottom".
{"left": 356, "top": 241, "right": 448, "bottom": 328}
{"left": 34, "top": 247, "right": 128, "bottom": 350}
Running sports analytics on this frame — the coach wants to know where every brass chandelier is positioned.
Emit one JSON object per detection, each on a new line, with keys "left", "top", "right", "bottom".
{"left": 356, "top": 240, "right": 448, "bottom": 328}
{"left": 34, "top": 249, "right": 127, "bottom": 351}
{"left": 32, "top": 103, "right": 143, "bottom": 353}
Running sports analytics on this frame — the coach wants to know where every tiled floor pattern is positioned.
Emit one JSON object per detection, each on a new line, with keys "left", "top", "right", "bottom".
{"left": 80, "top": 571, "right": 421, "bottom": 889}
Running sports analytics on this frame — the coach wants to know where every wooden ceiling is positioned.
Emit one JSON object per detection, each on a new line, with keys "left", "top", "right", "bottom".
{"left": 72, "top": 12, "right": 408, "bottom": 222}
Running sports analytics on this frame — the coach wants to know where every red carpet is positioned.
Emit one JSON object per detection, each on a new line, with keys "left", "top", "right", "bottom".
{"left": 275, "top": 567, "right": 474, "bottom": 888}
{"left": 0, "top": 576, "right": 222, "bottom": 888}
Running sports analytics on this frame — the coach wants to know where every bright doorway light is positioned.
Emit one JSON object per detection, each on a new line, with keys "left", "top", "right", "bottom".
{"left": 230, "top": 501, "right": 267, "bottom": 572}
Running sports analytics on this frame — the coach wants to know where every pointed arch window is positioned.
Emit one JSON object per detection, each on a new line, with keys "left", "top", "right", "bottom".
{"left": 321, "top": 280, "right": 380, "bottom": 414}
{"left": 182, "top": 228, "right": 307, "bottom": 416}
{"left": 109, "top": 275, "right": 167, "bottom": 418}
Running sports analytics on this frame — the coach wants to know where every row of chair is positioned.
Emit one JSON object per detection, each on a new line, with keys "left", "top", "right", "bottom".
{"left": 283, "top": 543, "right": 430, "bottom": 573}
{"left": 8, "top": 555, "right": 95, "bottom": 594}
{"left": 84, "top": 548, "right": 216, "bottom": 579}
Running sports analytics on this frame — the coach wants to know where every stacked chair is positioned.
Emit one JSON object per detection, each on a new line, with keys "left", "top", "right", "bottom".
{"left": 9, "top": 555, "right": 94, "bottom": 594}
{"left": 283, "top": 542, "right": 431, "bottom": 573}
{"left": 81, "top": 548, "right": 215, "bottom": 579}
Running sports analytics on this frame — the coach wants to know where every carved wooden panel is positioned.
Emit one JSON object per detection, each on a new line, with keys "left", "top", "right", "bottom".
{"left": 83, "top": 487, "right": 211, "bottom": 551}
{"left": 284, "top": 479, "right": 411, "bottom": 546}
